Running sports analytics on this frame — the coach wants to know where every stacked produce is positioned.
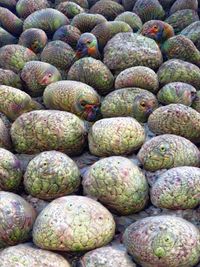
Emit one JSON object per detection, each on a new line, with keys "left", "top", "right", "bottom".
{"left": 0, "top": 0, "right": 199, "bottom": 266}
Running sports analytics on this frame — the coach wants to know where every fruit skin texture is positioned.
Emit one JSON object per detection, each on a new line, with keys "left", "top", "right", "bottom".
{"left": 157, "top": 82, "right": 196, "bottom": 106}
{"left": 21, "top": 61, "right": 62, "bottom": 95}
{"left": 0, "top": 243, "right": 71, "bottom": 267}
{"left": 43, "top": 80, "right": 100, "bottom": 121}
{"left": 0, "top": 191, "right": 37, "bottom": 248}
{"left": 103, "top": 32, "right": 163, "bottom": 72}
{"left": 151, "top": 166, "right": 200, "bottom": 210}
{"left": 0, "top": 68, "right": 22, "bottom": 89}
{"left": 137, "top": 134, "right": 200, "bottom": 171}
{"left": 101, "top": 88, "right": 158, "bottom": 123}
{"left": 0, "top": 44, "right": 38, "bottom": 73}
{"left": 148, "top": 104, "right": 200, "bottom": 143}
{"left": 10, "top": 110, "right": 87, "bottom": 155}
{"left": 33, "top": 196, "right": 116, "bottom": 252}
{"left": 79, "top": 246, "right": 136, "bottom": 267}
{"left": 123, "top": 215, "right": 200, "bottom": 267}
{"left": 88, "top": 117, "right": 145, "bottom": 157}
{"left": 16, "top": 0, "right": 50, "bottom": 19}
{"left": 24, "top": 151, "right": 81, "bottom": 200}
{"left": 0, "top": 148, "right": 22, "bottom": 191}
{"left": 0, "top": 85, "right": 43, "bottom": 121}
{"left": 157, "top": 59, "right": 200, "bottom": 90}
{"left": 82, "top": 156, "right": 149, "bottom": 215}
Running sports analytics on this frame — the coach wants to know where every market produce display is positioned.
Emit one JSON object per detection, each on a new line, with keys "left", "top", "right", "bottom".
{"left": 0, "top": 1, "right": 200, "bottom": 266}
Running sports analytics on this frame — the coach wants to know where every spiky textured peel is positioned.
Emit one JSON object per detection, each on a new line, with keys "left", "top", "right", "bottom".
{"left": 33, "top": 196, "right": 115, "bottom": 251}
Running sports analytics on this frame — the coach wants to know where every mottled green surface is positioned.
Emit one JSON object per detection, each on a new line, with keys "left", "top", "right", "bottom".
{"left": 103, "top": 33, "right": 163, "bottom": 72}
{"left": 192, "top": 91, "right": 200, "bottom": 112}
{"left": 0, "top": 148, "right": 22, "bottom": 191}
{"left": 23, "top": 8, "right": 69, "bottom": 36}
{"left": 0, "top": 68, "right": 22, "bottom": 89}
{"left": 11, "top": 110, "right": 87, "bottom": 155}
{"left": 115, "top": 11, "right": 142, "bottom": 32}
{"left": 24, "top": 151, "right": 80, "bottom": 200}
{"left": 0, "top": 7, "right": 23, "bottom": 36}
{"left": 83, "top": 156, "right": 149, "bottom": 215}
{"left": 165, "top": 9, "right": 199, "bottom": 34}
{"left": 43, "top": 80, "right": 100, "bottom": 120}
{"left": 157, "top": 82, "right": 197, "bottom": 106}
{"left": 41, "top": 40, "right": 75, "bottom": 70}
{"left": 16, "top": 0, "right": 49, "bottom": 18}
{"left": 0, "top": 191, "right": 36, "bottom": 248}
{"left": 68, "top": 58, "right": 114, "bottom": 95}
{"left": 101, "top": 88, "right": 158, "bottom": 122}
{"left": 92, "top": 21, "right": 132, "bottom": 50}
{"left": 157, "top": 59, "right": 200, "bottom": 90}
{"left": 21, "top": 61, "right": 62, "bottom": 95}
{"left": 90, "top": 0, "right": 124, "bottom": 20}
{"left": 0, "top": 27, "right": 17, "bottom": 47}
{"left": 138, "top": 134, "right": 200, "bottom": 171}
{"left": 57, "top": 1, "right": 84, "bottom": 19}
{"left": 55, "top": 0, "right": 88, "bottom": 9}
{"left": 169, "top": 0, "right": 198, "bottom": 15}
{"left": 33, "top": 196, "right": 115, "bottom": 251}
{"left": 0, "top": 118, "right": 12, "bottom": 150}
{"left": 148, "top": 104, "right": 200, "bottom": 143}
{"left": 0, "top": 44, "right": 38, "bottom": 73}
{"left": 115, "top": 66, "right": 159, "bottom": 93}
{"left": 151, "top": 166, "right": 200, "bottom": 209}
{"left": 89, "top": 117, "right": 145, "bottom": 156}
{"left": 71, "top": 13, "right": 107, "bottom": 33}
{"left": 53, "top": 25, "right": 81, "bottom": 48}
{"left": 133, "top": 0, "right": 165, "bottom": 23}
{"left": 0, "top": 243, "right": 71, "bottom": 267}
{"left": 18, "top": 28, "right": 48, "bottom": 54}
{"left": 79, "top": 246, "right": 136, "bottom": 267}
{"left": 0, "top": 85, "right": 43, "bottom": 120}
{"left": 180, "top": 21, "right": 200, "bottom": 50}
{"left": 162, "top": 35, "right": 200, "bottom": 66}
{"left": 123, "top": 216, "right": 200, "bottom": 267}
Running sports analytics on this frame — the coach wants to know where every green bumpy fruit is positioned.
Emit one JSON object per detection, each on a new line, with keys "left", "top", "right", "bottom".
{"left": 24, "top": 151, "right": 81, "bottom": 200}
{"left": 11, "top": 110, "right": 87, "bottom": 155}
{"left": 148, "top": 104, "right": 200, "bottom": 143}
{"left": 0, "top": 148, "right": 22, "bottom": 191}
{"left": 89, "top": 117, "right": 145, "bottom": 156}
{"left": 151, "top": 166, "right": 200, "bottom": 209}
{"left": 101, "top": 88, "right": 158, "bottom": 123}
{"left": 0, "top": 85, "right": 43, "bottom": 120}
{"left": 123, "top": 215, "right": 200, "bottom": 267}
{"left": 157, "top": 82, "right": 196, "bottom": 106}
{"left": 0, "top": 191, "right": 36, "bottom": 248}
{"left": 103, "top": 32, "right": 163, "bottom": 72}
{"left": 79, "top": 246, "right": 136, "bottom": 267}
{"left": 33, "top": 196, "right": 115, "bottom": 251}
{"left": 0, "top": 243, "right": 71, "bottom": 267}
{"left": 115, "top": 11, "right": 142, "bottom": 32}
{"left": 83, "top": 156, "right": 148, "bottom": 215}
{"left": 138, "top": 134, "right": 200, "bottom": 171}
